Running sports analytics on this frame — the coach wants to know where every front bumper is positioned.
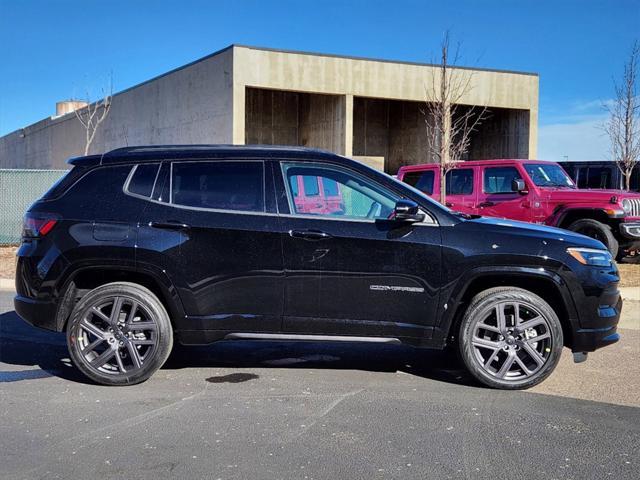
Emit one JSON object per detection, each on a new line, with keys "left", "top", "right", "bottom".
{"left": 620, "top": 221, "right": 640, "bottom": 239}
{"left": 14, "top": 294, "right": 58, "bottom": 332}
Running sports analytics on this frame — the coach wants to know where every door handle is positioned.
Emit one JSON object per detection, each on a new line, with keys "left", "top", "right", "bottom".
{"left": 289, "top": 229, "right": 332, "bottom": 241}
{"left": 445, "top": 202, "right": 453, "bottom": 207}
{"left": 477, "top": 201, "right": 495, "bottom": 208}
{"left": 149, "top": 221, "right": 191, "bottom": 230}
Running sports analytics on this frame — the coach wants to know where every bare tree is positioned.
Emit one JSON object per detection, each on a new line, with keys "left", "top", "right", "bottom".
{"left": 605, "top": 41, "right": 640, "bottom": 191}
{"left": 423, "top": 31, "right": 488, "bottom": 204}
{"left": 75, "top": 79, "right": 113, "bottom": 155}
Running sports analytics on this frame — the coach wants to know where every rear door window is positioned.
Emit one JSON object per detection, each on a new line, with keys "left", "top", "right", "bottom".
{"left": 484, "top": 167, "right": 522, "bottom": 194}
{"left": 403, "top": 170, "right": 435, "bottom": 194}
{"left": 171, "top": 161, "right": 264, "bottom": 212}
{"left": 446, "top": 169, "right": 474, "bottom": 195}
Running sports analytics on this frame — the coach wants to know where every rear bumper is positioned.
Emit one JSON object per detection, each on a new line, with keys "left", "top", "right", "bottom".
{"left": 14, "top": 295, "right": 58, "bottom": 332}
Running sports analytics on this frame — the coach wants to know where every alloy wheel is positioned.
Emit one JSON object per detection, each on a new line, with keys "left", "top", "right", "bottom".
{"left": 471, "top": 301, "right": 553, "bottom": 381}
{"left": 73, "top": 296, "right": 159, "bottom": 376}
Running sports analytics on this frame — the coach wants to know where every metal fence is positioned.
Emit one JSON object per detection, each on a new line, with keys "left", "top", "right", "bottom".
{"left": 0, "top": 169, "right": 68, "bottom": 245}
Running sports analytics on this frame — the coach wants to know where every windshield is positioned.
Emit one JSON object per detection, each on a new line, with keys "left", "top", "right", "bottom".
{"left": 524, "top": 163, "right": 576, "bottom": 188}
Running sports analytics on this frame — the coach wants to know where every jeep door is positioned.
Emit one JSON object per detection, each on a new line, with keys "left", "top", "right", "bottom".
{"left": 478, "top": 165, "right": 533, "bottom": 221}
{"left": 443, "top": 167, "right": 477, "bottom": 214}
{"left": 134, "top": 159, "right": 284, "bottom": 333}
{"left": 275, "top": 160, "right": 442, "bottom": 340}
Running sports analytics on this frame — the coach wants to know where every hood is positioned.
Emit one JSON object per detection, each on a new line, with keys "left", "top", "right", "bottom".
{"left": 465, "top": 216, "right": 606, "bottom": 250}
{"left": 540, "top": 187, "right": 640, "bottom": 202}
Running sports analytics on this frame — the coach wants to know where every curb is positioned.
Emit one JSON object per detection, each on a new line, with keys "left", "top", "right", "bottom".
{"left": 0, "top": 278, "right": 14, "bottom": 291}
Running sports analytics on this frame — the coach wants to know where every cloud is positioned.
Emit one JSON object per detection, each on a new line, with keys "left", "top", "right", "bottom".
{"left": 538, "top": 113, "right": 610, "bottom": 161}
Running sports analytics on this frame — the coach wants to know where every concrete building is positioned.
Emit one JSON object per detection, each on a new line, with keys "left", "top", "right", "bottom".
{"left": 0, "top": 45, "right": 539, "bottom": 173}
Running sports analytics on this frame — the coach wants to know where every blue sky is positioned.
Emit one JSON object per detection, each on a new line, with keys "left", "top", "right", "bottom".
{"left": 0, "top": 0, "right": 638, "bottom": 160}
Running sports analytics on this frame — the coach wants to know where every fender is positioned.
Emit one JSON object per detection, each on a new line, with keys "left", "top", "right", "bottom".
{"left": 548, "top": 205, "right": 621, "bottom": 227}
{"left": 53, "top": 261, "right": 186, "bottom": 331}
{"left": 433, "top": 265, "right": 580, "bottom": 345}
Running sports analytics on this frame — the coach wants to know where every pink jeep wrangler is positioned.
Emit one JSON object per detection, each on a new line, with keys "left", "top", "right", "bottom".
{"left": 397, "top": 159, "right": 640, "bottom": 259}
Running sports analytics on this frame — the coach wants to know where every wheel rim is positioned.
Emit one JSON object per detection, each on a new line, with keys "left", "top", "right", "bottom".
{"left": 471, "top": 301, "right": 553, "bottom": 382}
{"left": 72, "top": 296, "right": 159, "bottom": 376}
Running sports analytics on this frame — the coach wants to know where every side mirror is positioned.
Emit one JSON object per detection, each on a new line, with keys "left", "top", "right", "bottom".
{"left": 511, "top": 178, "right": 527, "bottom": 194}
{"left": 392, "top": 199, "right": 425, "bottom": 223}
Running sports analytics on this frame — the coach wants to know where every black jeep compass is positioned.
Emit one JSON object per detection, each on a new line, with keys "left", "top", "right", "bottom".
{"left": 15, "top": 145, "right": 622, "bottom": 388}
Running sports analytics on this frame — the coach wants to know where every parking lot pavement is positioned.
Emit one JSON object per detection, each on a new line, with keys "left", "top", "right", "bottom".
{"left": 1, "top": 290, "right": 639, "bottom": 480}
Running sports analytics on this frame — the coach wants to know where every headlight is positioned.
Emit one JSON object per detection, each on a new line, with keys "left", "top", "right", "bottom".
{"left": 567, "top": 247, "right": 612, "bottom": 266}
{"left": 622, "top": 199, "right": 632, "bottom": 215}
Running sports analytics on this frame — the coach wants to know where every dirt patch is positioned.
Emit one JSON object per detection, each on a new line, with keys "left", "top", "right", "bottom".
{"left": 0, "top": 246, "right": 18, "bottom": 279}
{"left": 618, "top": 261, "right": 640, "bottom": 288}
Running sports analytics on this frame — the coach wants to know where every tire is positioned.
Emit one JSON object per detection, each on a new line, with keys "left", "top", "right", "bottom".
{"left": 458, "top": 287, "right": 563, "bottom": 390}
{"left": 567, "top": 218, "right": 619, "bottom": 257}
{"left": 66, "top": 282, "right": 173, "bottom": 386}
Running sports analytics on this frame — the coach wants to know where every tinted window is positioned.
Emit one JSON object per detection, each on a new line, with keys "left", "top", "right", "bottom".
{"left": 446, "top": 169, "right": 474, "bottom": 195}
{"left": 171, "top": 161, "right": 264, "bottom": 212}
{"left": 631, "top": 167, "right": 640, "bottom": 191}
{"left": 586, "top": 167, "right": 612, "bottom": 189}
{"left": 128, "top": 163, "right": 160, "bottom": 198}
{"left": 303, "top": 176, "right": 319, "bottom": 196}
{"left": 152, "top": 162, "right": 170, "bottom": 202}
{"left": 403, "top": 171, "right": 434, "bottom": 195}
{"left": 484, "top": 167, "right": 522, "bottom": 194}
{"left": 283, "top": 163, "right": 400, "bottom": 220}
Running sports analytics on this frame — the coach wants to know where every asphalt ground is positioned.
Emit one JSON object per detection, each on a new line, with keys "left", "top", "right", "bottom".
{"left": 0, "top": 290, "right": 638, "bottom": 480}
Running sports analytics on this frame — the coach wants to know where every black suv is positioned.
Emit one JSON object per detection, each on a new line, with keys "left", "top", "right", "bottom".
{"left": 15, "top": 146, "right": 622, "bottom": 388}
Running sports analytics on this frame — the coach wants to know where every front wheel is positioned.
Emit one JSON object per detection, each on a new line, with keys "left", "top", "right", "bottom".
{"left": 459, "top": 287, "right": 563, "bottom": 390}
{"left": 67, "top": 282, "right": 173, "bottom": 386}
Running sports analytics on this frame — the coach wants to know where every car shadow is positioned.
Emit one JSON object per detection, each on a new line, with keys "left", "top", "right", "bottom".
{"left": 0, "top": 310, "right": 477, "bottom": 387}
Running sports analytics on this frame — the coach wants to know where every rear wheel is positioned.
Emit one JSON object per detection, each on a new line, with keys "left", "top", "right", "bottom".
{"left": 66, "top": 282, "right": 173, "bottom": 386}
{"left": 567, "top": 218, "right": 619, "bottom": 257}
{"left": 459, "top": 287, "right": 563, "bottom": 390}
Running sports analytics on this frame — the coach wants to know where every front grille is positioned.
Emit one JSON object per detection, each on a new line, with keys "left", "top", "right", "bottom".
{"left": 626, "top": 198, "right": 640, "bottom": 217}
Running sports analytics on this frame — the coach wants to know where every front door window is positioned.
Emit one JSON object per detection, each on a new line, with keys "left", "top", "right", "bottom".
{"left": 282, "top": 162, "right": 400, "bottom": 220}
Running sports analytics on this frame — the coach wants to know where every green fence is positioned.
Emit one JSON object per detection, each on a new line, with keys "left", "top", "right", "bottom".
{"left": 0, "top": 169, "right": 68, "bottom": 245}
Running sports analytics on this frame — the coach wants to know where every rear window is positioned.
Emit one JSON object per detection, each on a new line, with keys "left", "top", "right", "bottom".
{"left": 41, "top": 166, "right": 88, "bottom": 200}
{"left": 403, "top": 170, "right": 434, "bottom": 195}
{"left": 171, "top": 161, "right": 264, "bottom": 212}
{"left": 127, "top": 163, "right": 160, "bottom": 198}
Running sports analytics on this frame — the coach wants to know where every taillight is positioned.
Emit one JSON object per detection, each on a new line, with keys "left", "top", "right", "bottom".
{"left": 22, "top": 213, "right": 58, "bottom": 238}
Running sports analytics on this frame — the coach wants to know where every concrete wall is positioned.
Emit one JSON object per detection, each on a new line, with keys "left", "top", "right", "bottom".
{"left": 232, "top": 45, "right": 539, "bottom": 158}
{"left": 468, "top": 108, "right": 530, "bottom": 159}
{"left": 245, "top": 87, "right": 345, "bottom": 153}
{"left": 0, "top": 48, "right": 234, "bottom": 169}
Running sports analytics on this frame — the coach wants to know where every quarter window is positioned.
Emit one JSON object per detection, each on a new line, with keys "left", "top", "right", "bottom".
{"left": 282, "top": 163, "right": 399, "bottom": 220}
{"left": 484, "top": 167, "right": 522, "bottom": 194}
{"left": 171, "top": 161, "right": 264, "bottom": 212}
{"left": 446, "top": 169, "right": 474, "bottom": 195}
{"left": 127, "top": 163, "right": 160, "bottom": 198}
